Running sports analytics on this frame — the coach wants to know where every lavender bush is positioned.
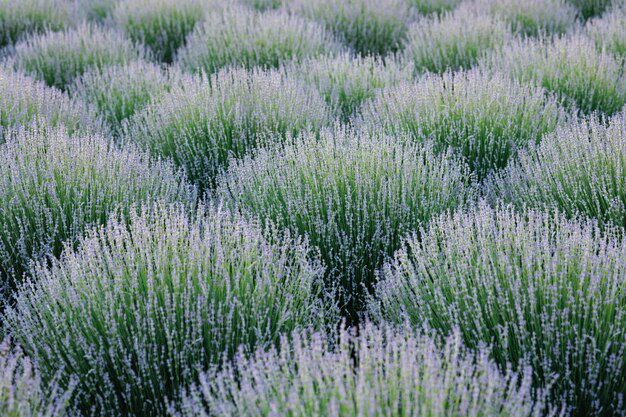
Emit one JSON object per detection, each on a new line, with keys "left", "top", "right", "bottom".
{"left": 0, "top": 0, "right": 74, "bottom": 48}
{"left": 219, "top": 126, "right": 474, "bottom": 318}
{"left": 370, "top": 203, "right": 626, "bottom": 416}
{"left": 586, "top": 3, "right": 626, "bottom": 57}
{"left": 489, "top": 111, "right": 626, "bottom": 228}
{"left": 125, "top": 66, "right": 331, "bottom": 189}
{"left": 409, "top": 0, "right": 462, "bottom": 15}
{"left": 171, "top": 323, "right": 556, "bottom": 417}
{"left": 0, "top": 338, "right": 74, "bottom": 417}
{"left": 475, "top": 0, "right": 579, "bottom": 36}
{"left": 487, "top": 34, "right": 626, "bottom": 115}
{"left": 360, "top": 69, "right": 566, "bottom": 179}
{"left": 403, "top": 5, "right": 509, "bottom": 74}
{"left": 0, "top": 122, "right": 195, "bottom": 293}
{"left": 289, "top": 0, "right": 411, "bottom": 56}
{"left": 13, "top": 23, "right": 146, "bottom": 90}
{"left": 289, "top": 53, "right": 412, "bottom": 120}
{"left": 4, "top": 202, "right": 331, "bottom": 416}
{"left": 566, "top": 0, "right": 617, "bottom": 18}
{"left": 0, "top": 67, "right": 105, "bottom": 139}
{"left": 112, "top": 0, "right": 206, "bottom": 63}
{"left": 177, "top": 4, "right": 337, "bottom": 75}
{"left": 70, "top": 60, "right": 181, "bottom": 135}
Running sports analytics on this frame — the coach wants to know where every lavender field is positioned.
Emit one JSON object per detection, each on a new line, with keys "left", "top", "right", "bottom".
{"left": 0, "top": 0, "right": 625, "bottom": 415}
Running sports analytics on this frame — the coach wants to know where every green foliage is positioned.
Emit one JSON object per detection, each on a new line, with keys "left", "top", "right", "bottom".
{"left": 71, "top": 60, "right": 181, "bottom": 135}
{"left": 289, "top": 53, "right": 412, "bottom": 120}
{"left": 0, "top": 122, "right": 195, "bottom": 293}
{"left": 361, "top": 69, "right": 567, "bottom": 179}
{"left": 0, "top": 67, "right": 105, "bottom": 140}
{"left": 489, "top": 111, "right": 626, "bottom": 228}
{"left": 13, "top": 23, "right": 145, "bottom": 90}
{"left": 290, "top": 0, "right": 411, "bottom": 56}
{"left": 125, "top": 67, "right": 331, "bottom": 189}
{"left": 113, "top": 0, "right": 206, "bottom": 62}
{"left": 178, "top": 4, "right": 338, "bottom": 74}
{"left": 403, "top": 4, "right": 510, "bottom": 74}
{"left": 371, "top": 203, "right": 626, "bottom": 417}
{"left": 219, "top": 126, "right": 474, "bottom": 318}
{"left": 4, "top": 203, "right": 332, "bottom": 416}
{"left": 0, "top": 338, "right": 74, "bottom": 417}
{"left": 489, "top": 34, "right": 626, "bottom": 115}
{"left": 476, "top": 0, "right": 579, "bottom": 36}
{"left": 171, "top": 323, "right": 556, "bottom": 417}
{"left": 0, "top": 0, "right": 74, "bottom": 47}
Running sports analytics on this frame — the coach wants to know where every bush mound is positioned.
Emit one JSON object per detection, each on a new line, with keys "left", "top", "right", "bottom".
{"left": 177, "top": 4, "right": 337, "bottom": 75}
{"left": 0, "top": 67, "right": 104, "bottom": 140}
{"left": 370, "top": 203, "right": 626, "bottom": 417}
{"left": 71, "top": 60, "right": 180, "bottom": 135}
{"left": 219, "top": 126, "right": 474, "bottom": 318}
{"left": 409, "top": 0, "right": 462, "bottom": 15}
{"left": 476, "top": 0, "right": 578, "bottom": 36}
{"left": 0, "top": 338, "right": 74, "bottom": 417}
{"left": 125, "top": 66, "right": 331, "bottom": 189}
{"left": 489, "top": 111, "right": 626, "bottom": 228}
{"left": 0, "top": 0, "right": 74, "bottom": 48}
{"left": 13, "top": 23, "right": 145, "bottom": 90}
{"left": 403, "top": 5, "right": 509, "bottom": 74}
{"left": 172, "top": 323, "right": 555, "bottom": 417}
{"left": 566, "top": 0, "right": 616, "bottom": 19}
{"left": 586, "top": 3, "right": 626, "bottom": 57}
{"left": 4, "top": 203, "right": 331, "bottom": 416}
{"left": 289, "top": 53, "right": 412, "bottom": 120}
{"left": 290, "top": 0, "right": 411, "bottom": 56}
{"left": 112, "top": 0, "right": 206, "bottom": 63}
{"left": 360, "top": 69, "right": 566, "bottom": 179}
{"left": 489, "top": 34, "right": 626, "bottom": 115}
{"left": 0, "top": 123, "right": 195, "bottom": 293}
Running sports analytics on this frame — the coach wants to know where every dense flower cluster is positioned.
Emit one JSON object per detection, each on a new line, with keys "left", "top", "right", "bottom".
{"left": 0, "top": 67, "right": 104, "bottom": 139}
{"left": 0, "top": 338, "right": 74, "bottom": 417}
{"left": 125, "top": 66, "right": 331, "bottom": 189}
{"left": 0, "top": 123, "right": 195, "bottom": 294}
{"left": 371, "top": 203, "right": 626, "bottom": 416}
{"left": 219, "top": 126, "right": 474, "bottom": 317}
{"left": 171, "top": 323, "right": 555, "bottom": 417}
{"left": 177, "top": 4, "right": 338, "bottom": 75}
{"left": 361, "top": 69, "right": 566, "bottom": 179}
{"left": 487, "top": 34, "right": 626, "bottom": 115}
{"left": 4, "top": 203, "right": 331, "bottom": 416}
{"left": 13, "top": 23, "right": 145, "bottom": 90}
{"left": 289, "top": 0, "right": 411, "bottom": 56}
{"left": 71, "top": 60, "right": 181, "bottom": 134}
{"left": 112, "top": 0, "right": 206, "bottom": 63}
{"left": 403, "top": 4, "right": 510, "bottom": 74}
{"left": 489, "top": 111, "right": 626, "bottom": 228}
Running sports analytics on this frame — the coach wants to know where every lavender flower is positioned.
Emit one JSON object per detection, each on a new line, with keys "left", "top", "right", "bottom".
{"left": 4, "top": 202, "right": 332, "bottom": 416}
{"left": 0, "top": 338, "right": 75, "bottom": 417}
{"left": 13, "top": 23, "right": 146, "bottom": 90}
{"left": 488, "top": 110, "right": 626, "bottom": 228}
{"left": 0, "top": 66, "right": 105, "bottom": 139}
{"left": 124, "top": 66, "right": 332, "bottom": 189}
{"left": 0, "top": 122, "right": 195, "bottom": 294}
{"left": 218, "top": 126, "right": 474, "bottom": 318}
{"left": 485, "top": 33, "right": 626, "bottom": 115}
{"left": 402, "top": 4, "right": 510, "bottom": 74}
{"left": 112, "top": 0, "right": 207, "bottom": 63}
{"left": 371, "top": 202, "right": 626, "bottom": 416}
{"left": 177, "top": 4, "right": 339, "bottom": 75}
{"left": 289, "top": 0, "right": 411, "bottom": 56}
{"left": 170, "top": 323, "right": 557, "bottom": 417}
{"left": 360, "top": 69, "right": 567, "bottom": 179}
